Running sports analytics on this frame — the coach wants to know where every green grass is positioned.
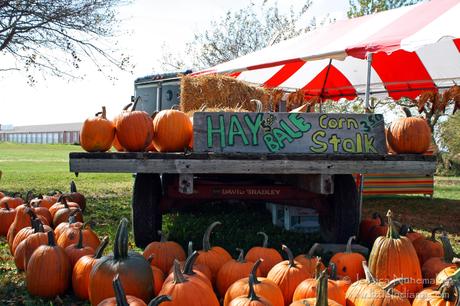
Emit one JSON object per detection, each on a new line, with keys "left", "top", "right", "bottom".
{"left": 0, "top": 142, "right": 459, "bottom": 305}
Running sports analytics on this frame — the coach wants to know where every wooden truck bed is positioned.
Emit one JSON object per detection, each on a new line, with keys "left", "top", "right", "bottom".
{"left": 69, "top": 152, "right": 436, "bottom": 175}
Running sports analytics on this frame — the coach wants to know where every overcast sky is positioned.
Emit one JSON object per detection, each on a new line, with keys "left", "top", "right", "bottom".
{"left": 0, "top": 0, "right": 349, "bottom": 126}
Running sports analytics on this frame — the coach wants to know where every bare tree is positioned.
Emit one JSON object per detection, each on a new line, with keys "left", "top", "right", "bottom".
{"left": 157, "top": 0, "right": 315, "bottom": 71}
{"left": 0, "top": 0, "right": 132, "bottom": 83}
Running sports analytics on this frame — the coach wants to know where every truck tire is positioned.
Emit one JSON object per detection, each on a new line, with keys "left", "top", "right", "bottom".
{"left": 132, "top": 173, "right": 162, "bottom": 248}
{"left": 319, "top": 174, "right": 360, "bottom": 243}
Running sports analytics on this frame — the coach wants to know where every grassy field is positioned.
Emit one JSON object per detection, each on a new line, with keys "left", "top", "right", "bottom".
{"left": 0, "top": 143, "right": 459, "bottom": 305}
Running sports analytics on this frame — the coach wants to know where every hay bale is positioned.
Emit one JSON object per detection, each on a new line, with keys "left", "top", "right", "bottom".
{"left": 180, "top": 74, "right": 271, "bottom": 113}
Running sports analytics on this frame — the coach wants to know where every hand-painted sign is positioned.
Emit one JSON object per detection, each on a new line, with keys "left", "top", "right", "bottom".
{"left": 193, "top": 112, "right": 386, "bottom": 154}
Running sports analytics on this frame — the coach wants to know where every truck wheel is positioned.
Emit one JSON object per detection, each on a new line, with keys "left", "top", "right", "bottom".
{"left": 319, "top": 174, "right": 360, "bottom": 243}
{"left": 132, "top": 173, "right": 162, "bottom": 248}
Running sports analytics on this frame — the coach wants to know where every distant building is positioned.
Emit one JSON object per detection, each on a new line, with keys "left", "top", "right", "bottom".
{"left": 0, "top": 122, "right": 82, "bottom": 144}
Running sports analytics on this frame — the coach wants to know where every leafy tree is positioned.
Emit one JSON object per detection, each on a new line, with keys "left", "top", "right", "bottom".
{"left": 0, "top": 0, "right": 131, "bottom": 83}
{"left": 439, "top": 112, "right": 460, "bottom": 155}
{"left": 347, "top": 0, "right": 422, "bottom": 18}
{"left": 158, "top": 0, "right": 316, "bottom": 70}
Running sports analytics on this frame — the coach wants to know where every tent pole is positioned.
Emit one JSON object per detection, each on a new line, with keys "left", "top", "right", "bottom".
{"left": 319, "top": 58, "right": 333, "bottom": 113}
{"left": 364, "top": 53, "right": 373, "bottom": 113}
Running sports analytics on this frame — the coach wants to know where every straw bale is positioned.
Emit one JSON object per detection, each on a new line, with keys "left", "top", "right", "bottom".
{"left": 180, "top": 74, "right": 271, "bottom": 113}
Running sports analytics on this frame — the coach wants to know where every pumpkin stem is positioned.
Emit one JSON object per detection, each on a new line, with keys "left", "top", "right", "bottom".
{"left": 147, "top": 254, "right": 154, "bottom": 265}
{"left": 362, "top": 261, "right": 376, "bottom": 283}
{"left": 70, "top": 180, "right": 77, "bottom": 193}
{"left": 173, "top": 259, "right": 188, "bottom": 284}
{"left": 119, "top": 219, "right": 129, "bottom": 259}
{"left": 113, "top": 218, "right": 126, "bottom": 260}
{"left": 37, "top": 222, "right": 44, "bottom": 233}
{"left": 385, "top": 210, "right": 400, "bottom": 239}
{"left": 47, "top": 230, "right": 55, "bottom": 247}
{"left": 438, "top": 278, "right": 457, "bottom": 302}
{"left": 257, "top": 232, "right": 269, "bottom": 248}
{"left": 183, "top": 251, "right": 199, "bottom": 276}
{"left": 282, "top": 244, "right": 296, "bottom": 268}
{"left": 94, "top": 236, "right": 109, "bottom": 259}
{"left": 250, "top": 259, "right": 263, "bottom": 285}
{"left": 25, "top": 191, "right": 34, "bottom": 203}
{"left": 151, "top": 111, "right": 159, "bottom": 120}
{"left": 439, "top": 232, "right": 455, "bottom": 263}
{"left": 329, "top": 262, "right": 338, "bottom": 280}
{"left": 113, "top": 274, "right": 130, "bottom": 306}
{"left": 429, "top": 227, "right": 443, "bottom": 242}
{"left": 307, "top": 243, "right": 320, "bottom": 257}
{"left": 3, "top": 202, "right": 10, "bottom": 211}
{"left": 247, "top": 270, "right": 260, "bottom": 301}
{"left": 76, "top": 227, "right": 84, "bottom": 249}
{"left": 383, "top": 278, "right": 409, "bottom": 293}
{"left": 158, "top": 230, "right": 167, "bottom": 242}
{"left": 132, "top": 96, "right": 141, "bottom": 110}
{"left": 236, "top": 248, "right": 246, "bottom": 263}
{"left": 315, "top": 269, "right": 329, "bottom": 306}
{"left": 123, "top": 102, "right": 133, "bottom": 111}
{"left": 101, "top": 106, "right": 107, "bottom": 119}
{"left": 202, "top": 221, "right": 221, "bottom": 252}
{"left": 187, "top": 241, "right": 194, "bottom": 257}
{"left": 345, "top": 236, "right": 356, "bottom": 253}
{"left": 147, "top": 295, "right": 173, "bottom": 306}
{"left": 314, "top": 259, "right": 323, "bottom": 279}
{"left": 402, "top": 107, "right": 412, "bottom": 117}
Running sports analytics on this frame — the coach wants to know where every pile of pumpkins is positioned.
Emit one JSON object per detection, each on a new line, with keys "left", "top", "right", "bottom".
{"left": 80, "top": 100, "right": 193, "bottom": 153}
{"left": 2, "top": 187, "right": 460, "bottom": 306}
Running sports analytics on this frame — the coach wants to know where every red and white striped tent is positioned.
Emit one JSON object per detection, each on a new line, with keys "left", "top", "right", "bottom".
{"left": 198, "top": 0, "right": 460, "bottom": 101}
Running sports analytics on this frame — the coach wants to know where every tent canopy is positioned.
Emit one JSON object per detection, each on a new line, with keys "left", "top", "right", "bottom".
{"left": 198, "top": 0, "right": 460, "bottom": 100}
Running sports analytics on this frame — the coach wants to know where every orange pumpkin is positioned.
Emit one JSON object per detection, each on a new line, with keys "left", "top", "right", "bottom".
{"left": 13, "top": 220, "right": 48, "bottom": 271}
{"left": 224, "top": 259, "right": 284, "bottom": 306}
{"left": 358, "top": 212, "right": 381, "bottom": 245}
{"left": 49, "top": 196, "right": 81, "bottom": 218}
{"left": 0, "top": 202, "right": 15, "bottom": 236}
{"left": 294, "top": 243, "right": 324, "bottom": 278}
{"left": 115, "top": 98, "right": 154, "bottom": 152}
{"left": 152, "top": 108, "right": 193, "bottom": 152}
{"left": 112, "top": 103, "right": 133, "bottom": 152}
{"left": 266, "top": 244, "right": 309, "bottom": 305}
{"left": 413, "top": 269, "right": 460, "bottom": 306}
{"left": 80, "top": 106, "right": 116, "bottom": 152}
{"left": 7, "top": 205, "right": 35, "bottom": 253}
{"left": 64, "top": 227, "right": 95, "bottom": 268}
{"left": 329, "top": 236, "right": 365, "bottom": 282}
{"left": 217, "top": 248, "right": 260, "bottom": 297}
{"left": 245, "top": 232, "right": 283, "bottom": 277}
{"left": 12, "top": 214, "right": 52, "bottom": 255}
{"left": 30, "top": 194, "right": 57, "bottom": 210}
{"left": 413, "top": 227, "right": 444, "bottom": 266}
{"left": 422, "top": 232, "right": 457, "bottom": 285}
{"left": 164, "top": 251, "right": 212, "bottom": 288}
{"left": 97, "top": 274, "right": 147, "bottom": 306}
{"left": 72, "top": 236, "right": 109, "bottom": 300}
{"left": 54, "top": 213, "right": 82, "bottom": 240}
{"left": 57, "top": 221, "right": 100, "bottom": 250}
{"left": 167, "top": 241, "right": 212, "bottom": 281}
{"left": 158, "top": 259, "right": 219, "bottom": 306}
{"left": 142, "top": 230, "right": 186, "bottom": 274}
{"left": 26, "top": 231, "right": 71, "bottom": 298}
{"left": 290, "top": 269, "right": 342, "bottom": 306}
{"left": 64, "top": 180, "right": 87, "bottom": 212}
{"left": 146, "top": 255, "right": 165, "bottom": 296}
{"left": 387, "top": 108, "right": 432, "bottom": 153}
{"left": 436, "top": 258, "right": 460, "bottom": 286}
{"left": 328, "top": 262, "right": 351, "bottom": 297}
{"left": 292, "top": 261, "right": 346, "bottom": 304}
{"left": 368, "top": 210, "right": 423, "bottom": 298}
{"left": 227, "top": 274, "right": 274, "bottom": 306}
{"left": 29, "top": 200, "right": 52, "bottom": 226}
{"left": 0, "top": 195, "right": 24, "bottom": 209}
{"left": 399, "top": 224, "right": 424, "bottom": 242}
{"left": 196, "top": 221, "right": 232, "bottom": 281}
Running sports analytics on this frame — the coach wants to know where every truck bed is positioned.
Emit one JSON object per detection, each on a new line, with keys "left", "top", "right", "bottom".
{"left": 69, "top": 152, "right": 436, "bottom": 175}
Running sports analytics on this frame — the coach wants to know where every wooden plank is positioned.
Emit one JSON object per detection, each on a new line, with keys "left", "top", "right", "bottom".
{"left": 193, "top": 112, "right": 386, "bottom": 154}
{"left": 69, "top": 152, "right": 436, "bottom": 162}
{"left": 69, "top": 158, "right": 436, "bottom": 175}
